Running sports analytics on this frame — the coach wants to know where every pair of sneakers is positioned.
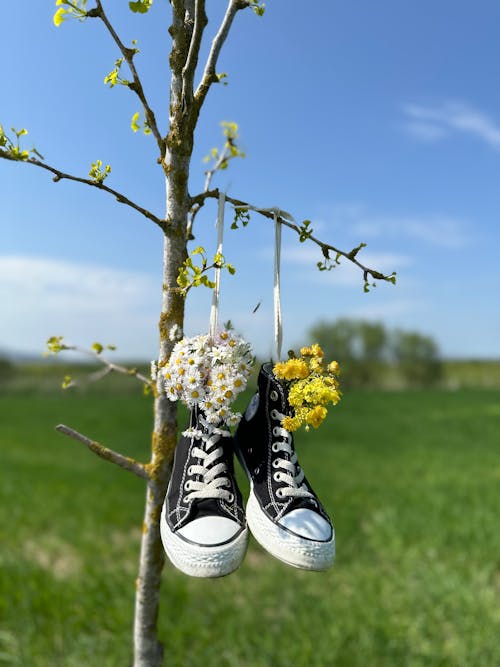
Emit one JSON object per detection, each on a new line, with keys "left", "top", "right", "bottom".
{"left": 160, "top": 363, "right": 335, "bottom": 577}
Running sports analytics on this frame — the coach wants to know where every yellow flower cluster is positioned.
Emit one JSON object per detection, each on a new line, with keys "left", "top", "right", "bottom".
{"left": 273, "top": 358, "right": 309, "bottom": 380}
{"left": 273, "top": 343, "right": 341, "bottom": 432}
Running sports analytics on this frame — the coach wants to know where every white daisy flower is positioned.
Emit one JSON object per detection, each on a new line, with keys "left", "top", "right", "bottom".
{"left": 169, "top": 324, "right": 183, "bottom": 342}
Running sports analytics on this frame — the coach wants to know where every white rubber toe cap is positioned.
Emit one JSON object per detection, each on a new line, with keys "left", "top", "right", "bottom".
{"left": 177, "top": 516, "right": 242, "bottom": 546}
{"left": 279, "top": 508, "right": 333, "bottom": 541}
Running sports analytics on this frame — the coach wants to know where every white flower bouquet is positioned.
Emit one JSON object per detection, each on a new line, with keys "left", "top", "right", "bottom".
{"left": 156, "top": 329, "right": 254, "bottom": 429}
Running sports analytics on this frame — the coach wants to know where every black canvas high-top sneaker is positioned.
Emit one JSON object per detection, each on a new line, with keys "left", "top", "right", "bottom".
{"left": 235, "top": 363, "right": 335, "bottom": 570}
{"left": 160, "top": 408, "right": 248, "bottom": 577}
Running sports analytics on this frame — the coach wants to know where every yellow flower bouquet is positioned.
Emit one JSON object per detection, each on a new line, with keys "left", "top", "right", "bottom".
{"left": 273, "top": 344, "right": 341, "bottom": 432}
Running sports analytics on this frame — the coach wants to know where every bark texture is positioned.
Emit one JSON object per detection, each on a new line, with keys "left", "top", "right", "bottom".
{"left": 132, "top": 3, "right": 199, "bottom": 665}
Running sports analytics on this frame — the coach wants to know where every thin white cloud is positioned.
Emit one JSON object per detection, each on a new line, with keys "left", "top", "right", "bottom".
{"left": 404, "top": 121, "right": 448, "bottom": 142}
{"left": 0, "top": 254, "right": 283, "bottom": 360}
{"left": 345, "top": 298, "right": 427, "bottom": 320}
{"left": 403, "top": 101, "right": 500, "bottom": 148}
{"left": 352, "top": 215, "right": 469, "bottom": 249}
{"left": 0, "top": 255, "right": 160, "bottom": 358}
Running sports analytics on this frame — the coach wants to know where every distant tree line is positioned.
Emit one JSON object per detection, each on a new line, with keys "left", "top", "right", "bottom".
{"left": 308, "top": 319, "right": 442, "bottom": 388}
{"left": 0, "top": 358, "right": 14, "bottom": 385}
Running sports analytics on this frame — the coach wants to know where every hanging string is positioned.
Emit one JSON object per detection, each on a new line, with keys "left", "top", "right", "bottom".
{"left": 209, "top": 191, "right": 225, "bottom": 341}
{"left": 274, "top": 210, "right": 283, "bottom": 361}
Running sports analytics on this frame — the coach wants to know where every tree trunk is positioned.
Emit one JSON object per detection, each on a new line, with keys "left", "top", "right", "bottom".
{"left": 132, "top": 14, "right": 195, "bottom": 661}
{"left": 132, "top": 1, "right": 224, "bottom": 663}
{"left": 132, "top": 234, "right": 186, "bottom": 667}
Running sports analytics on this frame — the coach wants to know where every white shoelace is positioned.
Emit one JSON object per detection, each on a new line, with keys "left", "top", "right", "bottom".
{"left": 183, "top": 416, "right": 234, "bottom": 504}
{"left": 270, "top": 409, "right": 313, "bottom": 500}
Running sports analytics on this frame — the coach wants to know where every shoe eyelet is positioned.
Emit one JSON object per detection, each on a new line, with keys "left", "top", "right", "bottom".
{"left": 272, "top": 427, "right": 280, "bottom": 436}
{"left": 273, "top": 472, "right": 281, "bottom": 482}
{"left": 271, "top": 442, "right": 280, "bottom": 452}
{"left": 270, "top": 409, "right": 279, "bottom": 420}
{"left": 227, "top": 492, "right": 234, "bottom": 503}
{"left": 254, "top": 466, "right": 260, "bottom": 475}
{"left": 270, "top": 390, "right": 279, "bottom": 401}
{"left": 276, "top": 488, "right": 284, "bottom": 499}
{"left": 184, "top": 480, "right": 192, "bottom": 491}
{"left": 272, "top": 459, "right": 280, "bottom": 468}
{"left": 187, "top": 466, "right": 194, "bottom": 476}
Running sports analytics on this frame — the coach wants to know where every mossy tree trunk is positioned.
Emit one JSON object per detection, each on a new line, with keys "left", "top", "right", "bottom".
{"left": 132, "top": 3, "right": 202, "bottom": 665}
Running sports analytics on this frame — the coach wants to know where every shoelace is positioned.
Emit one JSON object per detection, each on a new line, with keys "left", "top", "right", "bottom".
{"left": 270, "top": 409, "right": 313, "bottom": 500}
{"left": 183, "top": 415, "right": 234, "bottom": 504}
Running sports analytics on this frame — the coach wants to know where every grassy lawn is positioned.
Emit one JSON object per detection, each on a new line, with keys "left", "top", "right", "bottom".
{"left": 1, "top": 386, "right": 499, "bottom": 666}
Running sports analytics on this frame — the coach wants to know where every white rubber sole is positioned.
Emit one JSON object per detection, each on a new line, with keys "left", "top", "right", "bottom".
{"left": 246, "top": 490, "right": 335, "bottom": 571}
{"left": 160, "top": 504, "right": 248, "bottom": 578}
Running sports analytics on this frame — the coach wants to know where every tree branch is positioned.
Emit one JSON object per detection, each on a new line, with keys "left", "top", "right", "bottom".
{"left": 194, "top": 0, "right": 248, "bottom": 109}
{"left": 0, "top": 150, "right": 166, "bottom": 230}
{"left": 181, "top": 0, "right": 207, "bottom": 109}
{"left": 190, "top": 188, "right": 397, "bottom": 285}
{"left": 64, "top": 343, "right": 154, "bottom": 389}
{"left": 93, "top": 0, "right": 166, "bottom": 159}
{"left": 186, "top": 143, "right": 231, "bottom": 238}
{"left": 56, "top": 424, "right": 150, "bottom": 480}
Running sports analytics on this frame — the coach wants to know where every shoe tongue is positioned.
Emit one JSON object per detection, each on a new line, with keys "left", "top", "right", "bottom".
{"left": 190, "top": 498, "right": 222, "bottom": 519}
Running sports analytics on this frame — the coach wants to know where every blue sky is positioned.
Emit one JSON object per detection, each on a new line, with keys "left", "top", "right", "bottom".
{"left": 2, "top": 0, "right": 500, "bottom": 360}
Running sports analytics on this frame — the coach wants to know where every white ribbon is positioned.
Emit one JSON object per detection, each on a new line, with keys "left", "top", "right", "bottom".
{"left": 274, "top": 211, "right": 282, "bottom": 362}
{"left": 209, "top": 191, "right": 225, "bottom": 341}
{"left": 237, "top": 203, "right": 293, "bottom": 361}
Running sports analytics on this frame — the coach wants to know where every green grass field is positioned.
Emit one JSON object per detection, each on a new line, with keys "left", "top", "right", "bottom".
{"left": 1, "top": 386, "right": 499, "bottom": 666}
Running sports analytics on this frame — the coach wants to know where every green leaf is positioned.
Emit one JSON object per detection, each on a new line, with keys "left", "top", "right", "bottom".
{"left": 129, "top": 0, "right": 153, "bottom": 13}
{"left": 46, "top": 336, "right": 65, "bottom": 354}
{"left": 53, "top": 7, "right": 67, "bottom": 26}
{"left": 62, "top": 375, "right": 73, "bottom": 389}
{"left": 131, "top": 112, "right": 140, "bottom": 132}
{"left": 348, "top": 242, "right": 367, "bottom": 260}
{"left": 92, "top": 342, "right": 104, "bottom": 354}
{"left": 249, "top": 0, "right": 265, "bottom": 16}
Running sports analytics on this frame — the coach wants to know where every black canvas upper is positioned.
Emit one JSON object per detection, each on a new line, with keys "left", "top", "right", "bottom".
{"left": 235, "top": 363, "right": 332, "bottom": 528}
{"left": 164, "top": 408, "right": 245, "bottom": 534}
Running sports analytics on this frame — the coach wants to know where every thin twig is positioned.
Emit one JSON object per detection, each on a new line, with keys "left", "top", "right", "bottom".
{"left": 94, "top": 0, "right": 166, "bottom": 158}
{"left": 56, "top": 424, "right": 150, "bottom": 480}
{"left": 194, "top": 0, "right": 248, "bottom": 109}
{"left": 186, "top": 144, "right": 230, "bottom": 238}
{"left": 204, "top": 144, "right": 231, "bottom": 192}
{"left": 58, "top": 343, "right": 154, "bottom": 389}
{"left": 187, "top": 136, "right": 242, "bottom": 237}
{"left": 0, "top": 150, "right": 166, "bottom": 230}
{"left": 190, "top": 188, "right": 396, "bottom": 285}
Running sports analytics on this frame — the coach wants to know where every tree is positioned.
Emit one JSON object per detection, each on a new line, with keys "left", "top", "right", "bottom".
{"left": 0, "top": 2, "right": 395, "bottom": 665}
{"left": 0, "top": 358, "right": 15, "bottom": 387}
{"left": 309, "top": 319, "right": 441, "bottom": 388}
{"left": 392, "top": 329, "right": 442, "bottom": 387}
{"left": 310, "top": 319, "right": 388, "bottom": 387}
